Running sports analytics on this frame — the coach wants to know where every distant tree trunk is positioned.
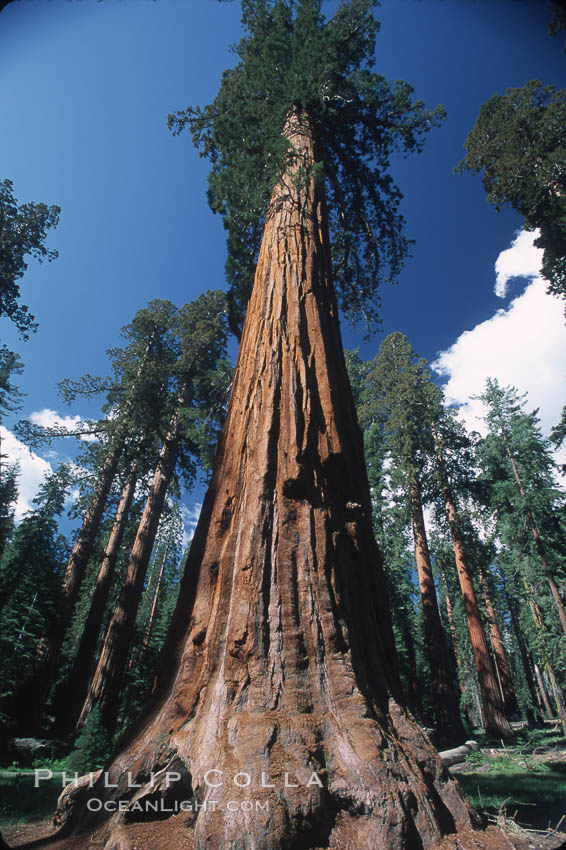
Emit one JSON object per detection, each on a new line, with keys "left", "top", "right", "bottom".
{"left": 480, "top": 576, "right": 519, "bottom": 717}
{"left": 439, "top": 567, "right": 462, "bottom": 676}
{"left": 75, "top": 395, "right": 188, "bottom": 738}
{"left": 401, "top": 619, "right": 423, "bottom": 719}
{"left": 502, "top": 431, "right": 566, "bottom": 637}
{"left": 433, "top": 432, "right": 513, "bottom": 740}
{"left": 64, "top": 109, "right": 472, "bottom": 850}
{"left": 139, "top": 540, "right": 169, "bottom": 664}
{"left": 407, "top": 475, "right": 466, "bottom": 744}
{"left": 545, "top": 663, "right": 566, "bottom": 734}
{"left": 503, "top": 583, "right": 544, "bottom": 727}
{"left": 117, "top": 541, "right": 171, "bottom": 728}
{"left": 440, "top": 567, "right": 485, "bottom": 730}
{"left": 534, "top": 663, "right": 554, "bottom": 720}
{"left": 54, "top": 467, "right": 138, "bottom": 736}
{"left": 14, "top": 438, "right": 124, "bottom": 730}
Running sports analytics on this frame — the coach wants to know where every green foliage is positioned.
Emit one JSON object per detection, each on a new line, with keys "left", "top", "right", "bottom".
{"left": 456, "top": 81, "right": 566, "bottom": 301}
{"left": 66, "top": 706, "right": 112, "bottom": 773}
{"left": 366, "top": 332, "right": 443, "bottom": 466}
{"left": 169, "top": 0, "right": 444, "bottom": 334}
{"left": 0, "top": 772, "right": 62, "bottom": 827}
{"left": 478, "top": 379, "right": 566, "bottom": 587}
{"left": 117, "top": 507, "right": 185, "bottom": 730}
{"left": 457, "top": 729, "right": 566, "bottom": 829}
{"left": 0, "top": 177, "right": 60, "bottom": 339}
{"left": 0, "top": 460, "right": 18, "bottom": 561}
{"left": 0, "top": 345, "right": 23, "bottom": 417}
{"left": 0, "top": 465, "right": 72, "bottom": 726}
{"left": 346, "top": 346, "right": 430, "bottom": 719}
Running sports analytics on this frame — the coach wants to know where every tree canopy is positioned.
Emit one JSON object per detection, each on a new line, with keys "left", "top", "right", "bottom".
{"left": 168, "top": 0, "right": 444, "bottom": 334}
{"left": 0, "top": 177, "right": 60, "bottom": 339}
{"left": 456, "top": 81, "right": 566, "bottom": 302}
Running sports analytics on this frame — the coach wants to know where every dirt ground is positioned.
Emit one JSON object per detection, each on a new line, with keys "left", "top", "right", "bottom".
{"left": 3, "top": 819, "right": 566, "bottom": 850}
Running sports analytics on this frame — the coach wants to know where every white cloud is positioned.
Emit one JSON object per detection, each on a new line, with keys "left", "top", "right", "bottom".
{"left": 0, "top": 426, "right": 52, "bottom": 521}
{"left": 432, "top": 231, "right": 566, "bottom": 447}
{"left": 494, "top": 228, "right": 542, "bottom": 298}
{"left": 181, "top": 502, "right": 202, "bottom": 550}
{"left": 29, "top": 408, "right": 97, "bottom": 442}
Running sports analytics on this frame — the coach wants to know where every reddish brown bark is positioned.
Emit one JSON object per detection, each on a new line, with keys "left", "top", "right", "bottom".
{"left": 62, "top": 110, "right": 472, "bottom": 850}
{"left": 14, "top": 439, "right": 124, "bottom": 730}
{"left": 480, "top": 577, "right": 519, "bottom": 717}
{"left": 433, "top": 434, "right": 513, "bottom": 740}
{"left": 55, "top": 468, "right": 138, "bottom": 736}
{"left": 76, "top": 401, "right": 186, "bottom": 738}
{"left": 440, "top": 566, "right": 486, "bottom": 730}
{"left": 408, "top": 475, "right": 466, "bottom": 744}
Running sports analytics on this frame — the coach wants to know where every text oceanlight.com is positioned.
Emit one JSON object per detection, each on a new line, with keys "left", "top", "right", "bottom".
{"left": 85, "top": 799, "right": 270, "bottom": 813}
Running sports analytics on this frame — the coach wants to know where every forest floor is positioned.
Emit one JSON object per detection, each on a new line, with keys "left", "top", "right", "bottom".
{"left": 2, "top": 728, "right": 565, "bottom": 850}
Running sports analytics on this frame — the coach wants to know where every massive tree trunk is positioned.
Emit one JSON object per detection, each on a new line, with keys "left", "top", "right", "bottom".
{"left": 75, "top": 400, "right": 187, "bottom": 738}
{"left": 433, "top": 434, "right": 513, "bottom": 740}
{"left": 13, "top": 438, "right": 124, "bottom": 731}
{"left": 407, "top": 475, "right": 466, "bottom": 745}
{"left": 55, "top": 467, "right": 138, "bottom": 737}
{"left": 480, "top": 575, "right": 519, "bottom": 718}
{"left": 60, "top": 109, "right": 472, "bottom": 850}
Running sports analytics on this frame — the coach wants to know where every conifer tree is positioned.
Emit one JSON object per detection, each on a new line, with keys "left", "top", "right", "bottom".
{"left": 60, "top": 4, "right": 472, "bottom": 848}
{"left": 0, "top": 465, "right": 71, "bottom": 731}
{"left": 369, "top": 332, "right": 466, "bottom": 744}
{"left": 479, "top": 379, "right": 566, "bottom": 638}
{"left": 20, "top": 300, "right": 180, "bottom": 725}
{"left": 54, "top": 464, "right": 139, "bottom": 736}
{"left": 75, "top": 291, "right": 229, "bottom": 738}
{"left": 431, "top": 415, "right": 514, "bottom": 739}
{"left": 346, "top": 349, "right": 426, "bottom": 719}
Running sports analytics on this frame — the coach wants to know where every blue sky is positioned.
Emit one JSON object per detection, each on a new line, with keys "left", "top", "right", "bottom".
{"left": 1, "top": 0, "right": 565, "bottom": 529}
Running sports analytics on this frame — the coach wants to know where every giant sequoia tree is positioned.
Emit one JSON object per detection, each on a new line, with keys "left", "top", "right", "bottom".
{"left": 54, "top": 3, "right": 473, "bottom": 848}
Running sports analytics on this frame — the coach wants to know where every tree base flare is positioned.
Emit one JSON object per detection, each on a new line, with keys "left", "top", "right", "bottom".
{"left": 32, "top": 109, "right": 476, "bottom": 850}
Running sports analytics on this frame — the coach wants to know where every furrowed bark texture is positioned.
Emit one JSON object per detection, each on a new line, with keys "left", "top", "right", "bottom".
{"left": 433, "top": 435, "right": 513, "bottom": 740}
{"left": 407, "top": 476, "right": 466, "bottom": 745}
{"left": 55, "top": 468, "right": 138, "bottom": 736}
{"left": 69, "top": 110, "right": 472, "bottom": 850}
